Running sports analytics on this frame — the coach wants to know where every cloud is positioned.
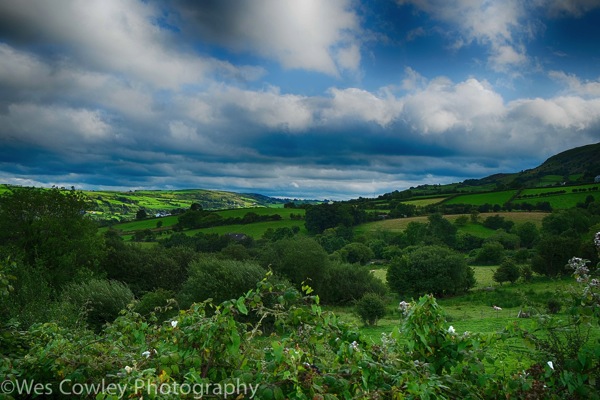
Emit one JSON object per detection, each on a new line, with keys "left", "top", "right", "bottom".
{"left": 397, "top": 0, "right": 529, "bottom": 71}
{"left": 0, "top": 0, "right": 256, "bottom": 89}
{"left": 549, "top": 71, "right": 600, "bottom": 97}
{"left": 173, "top": 0, "right": 362, "bottom": 76}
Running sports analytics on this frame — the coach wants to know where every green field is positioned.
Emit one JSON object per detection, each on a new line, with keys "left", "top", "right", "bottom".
{"left": 513, "top": 184, "right": 600, "bottom": 209}
{"left": 355, "top": 212, "right": 549, "bottom": 236}
{"left": 444, "top": 190, "right": 518, "bottom": 206}
{"left": 185, "top": 219, "right": 307, "bottom": 239}
{"left": 106, "top": 206, "right": 307, "bottom": 239}
{"left": 400, "top": 196, "right": 448, "bottom": 207}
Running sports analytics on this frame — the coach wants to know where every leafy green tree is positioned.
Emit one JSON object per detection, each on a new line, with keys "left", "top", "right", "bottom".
{"left": 179, "top": 257, "right": 267, "bottom": 307}
{"left": 387, "top": 245, "right": 475, "bottom": 297}
{"left": 427, "top": 213, "right": 457, "bottom": 247}
{"left": 355, "top": 293, "right": 387, "bottom": 326}
{"left": 338, "top": 242, "right": 374, "bottom": 265}
{"left": 260, "top": 237, "right": 329, "bottom": 294}
{"left": 0, "top": 187, "right": 104, "bottom": 289}
{"left": 493, "top": 258, "right": 520, "bottom": 285}
{"left": 483, "top": 214, "right": 514, "bottom": 231}
{"left": 532, "top": 234, "right": 581, "bottom": 276}
{"left": 474, "top": 241, "right": 505, "bottom": 265}
{"left": 320, "top": 262, "right": 387, "bottom": 305}
{"left": 515, "top": 222, "right": 540, "bottom": 248}
{"left": 136, "top": 209, "right": 148, "bottom": 220}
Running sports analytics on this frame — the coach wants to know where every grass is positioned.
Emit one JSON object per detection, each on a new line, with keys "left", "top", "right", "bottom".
{"left": 182, "top": 219, "right": 307, "bottom": 239}
{"left": 445, "top": 190, "right": 518, "bottom": 206}
{"left": 330, "top": 267, "right": 594, "bottom": 375}
{"left": 355, "top": 212, "right": 549, "bottom": 235}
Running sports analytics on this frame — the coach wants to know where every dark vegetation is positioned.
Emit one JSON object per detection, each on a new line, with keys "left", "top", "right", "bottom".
{"left": 0, "top": 142, "right": 599, "bottom": 398}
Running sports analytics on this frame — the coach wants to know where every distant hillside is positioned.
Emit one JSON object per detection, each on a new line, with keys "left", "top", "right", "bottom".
{"left": 0, "top": 185, "right": 306, "bottom": 223}
{"left": 380, "top": 142, "right": 600, "bottom": 199}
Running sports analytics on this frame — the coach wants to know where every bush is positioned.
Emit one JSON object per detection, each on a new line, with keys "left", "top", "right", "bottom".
{"left": 61, "top": 279, "right": 134, "bottom": 332}
{"left": 474, "top": 241, "right": 505, "bottom": 265}
{"left": 546, "top": 298, "right": 562, "bottom": 314}
{"left": 387, "top": 245, "right": 475, "bottom": 297}
{"left": 134, "top": 288, "right": 178, "bottom": 321}
{"left": 493, "top": 258, "right": 521, "bottom": 285}
{"left": 320, "top": 262, "right": 387, "bottom": 305}
{"left": 355, "top": 292, "right": 387, "bottom": 326}
{"left": 179, "top": 257, "right": 267, "bottom": 307}
{"left": 338, "top": 242, "right": 374, "bottom": 265}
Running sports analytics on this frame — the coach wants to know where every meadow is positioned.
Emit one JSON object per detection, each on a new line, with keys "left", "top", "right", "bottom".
{"left": 355, "top": 211, "right": 549, "bottom": 236}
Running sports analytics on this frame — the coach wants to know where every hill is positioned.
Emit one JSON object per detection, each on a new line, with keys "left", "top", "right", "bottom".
{"left": 374, "top": 142, "right": 600, "bottom": 204}
{"left": 0, "top": 185, "right": 318, "bottom": 223}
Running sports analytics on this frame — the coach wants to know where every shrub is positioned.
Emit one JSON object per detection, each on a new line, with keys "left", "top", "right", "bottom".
{"left": 320, "top": 262, "right": 387, "bottom": 305}
{"left": 387, "top": 245, "right": 475, "bottom": 297}
{"left": 338, "top": 242, "right": 374, "bottom": 265}
{"left": 179, "top": 257, "right": 267, "bottom": 307}
{"left": 61, "top": 278, "right": 134, "bottom": 332}
{"left": 493, "top": 258, "right": 521, "bottom": 285}
{"left": 474, "top": 241, "right": 505, "bottom": 265}
{"left": 546, "top": 298, "right": 562, "bottom": 314}
{"left": 355, "top": 292, "right": 386, "bottom": 326}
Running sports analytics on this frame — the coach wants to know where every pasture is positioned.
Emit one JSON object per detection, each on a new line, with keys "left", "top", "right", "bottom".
{"left": 444, "top": 190, "right": 518, "bottom": 206}
{"left": 355, "top": 211, "right": 549, "bottom": 236}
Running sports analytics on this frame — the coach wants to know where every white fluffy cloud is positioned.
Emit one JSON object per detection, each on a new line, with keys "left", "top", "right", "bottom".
{"left": 174, "top": 0, "right": 361, "bottom": 76}
{"left": 397, "top": 0, "right": 528, "bottom": 71}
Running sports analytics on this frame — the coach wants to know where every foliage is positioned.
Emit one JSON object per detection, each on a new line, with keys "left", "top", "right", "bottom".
{"left": 387, "top": 245, "right": 476, "bottom": 297}
{"left": 60, "top": 278, "right": 135, "bottom": 332}
{"left": 179, "top": 256, "right": 267, "bottom": 307}
{"left": 532, "top": 234, "right": 581, "bottom": 276}
{"left": 260, "top": 237, "right": 329, "bottom": 294}
{"left": 483, "top": 214, "right": 515, "bottom": 231}
{"left": 319, "top": 262, "right": 387, "bottom": 305}
{"left": 338, "top": 242, "right": 374, "bottom": 265}
{"left": 355, "top": 293, "right": 387, "bottom": 326}
{"left": 0, "top": 187, "right": 104, "bottom": 289}
{"left": 493, "top": 257, "right": 521, "bottom": 285}
{"left": 474, "top": 240, "right": 506, "bottom": 265}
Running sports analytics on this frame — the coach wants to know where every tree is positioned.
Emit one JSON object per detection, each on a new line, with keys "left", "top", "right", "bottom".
{"left": 387, "top": 245, "right": 475, "bottom": 297}
{"left": 179, "top": 257, "right": 267, "bottom": 307}
{"left": 515, "top": 222, "right": 539, "bottom": 248}
{"left": 320, "top": 263, "right": 387, "bottom": 305}
{"left": 0, "top": 187, "right": 104, "bottom": 289}
{"left": 338, "top": 242, "right": 374, "bottom": 265}
{"left": 136, "top": 209, "right": 148, "bottom": 220}
{"left": 427, "top": 213, "right": 457, "bottom": 247}
{"left": 493, "top": 258, "right": 520, "bottom": 285}
{"left": 532, "top": 234, "right": 581, "bottom": 276}
{"left": 260, "top": 237, "right": 329, "bottom": 294}
{"left": 355, "top": 293, "right": 387, "bottom": 326}
{"left": 474, "top": 241, "right": 505, "bottom": 265}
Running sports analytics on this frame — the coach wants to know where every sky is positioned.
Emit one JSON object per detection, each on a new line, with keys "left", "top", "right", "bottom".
{"left": 0, "top": 0, "right": 599, "bottom": 200}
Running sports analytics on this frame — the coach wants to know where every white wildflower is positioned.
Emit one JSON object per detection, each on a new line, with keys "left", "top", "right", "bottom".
{"left": 141, "top": 351, "right": 151, "bottom": 358}
{"left": 350, "top": 341, "right": 359, "bottom": 351}
{"left": 124, "top": 365, "right": 133, "bottom": 374}
{"left": 447, "top": 325, "right": 455, "bottom": 334}
{"left": 171, "top": 320, "right": 178, "bottom": 328}
{"left": 547, "top": 361, "right": 554, "bottom": 370}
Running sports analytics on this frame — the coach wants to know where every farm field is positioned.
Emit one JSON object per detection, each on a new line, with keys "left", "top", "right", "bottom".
{"left": 355, "top": 211, "right": 549, "bottom": 235}
{"left": 444, "top": 190, "right": 518, "bottom": 206}
{"left": 185, "top": 219, "right": 307, "bottom": 238}
{"left": 400, "top": 196, "right": 447, "bottom": 206}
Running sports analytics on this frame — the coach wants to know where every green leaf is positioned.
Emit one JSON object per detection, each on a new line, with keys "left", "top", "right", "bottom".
{"left": 236, "top": 297, "right": 248, "bottom": 315}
